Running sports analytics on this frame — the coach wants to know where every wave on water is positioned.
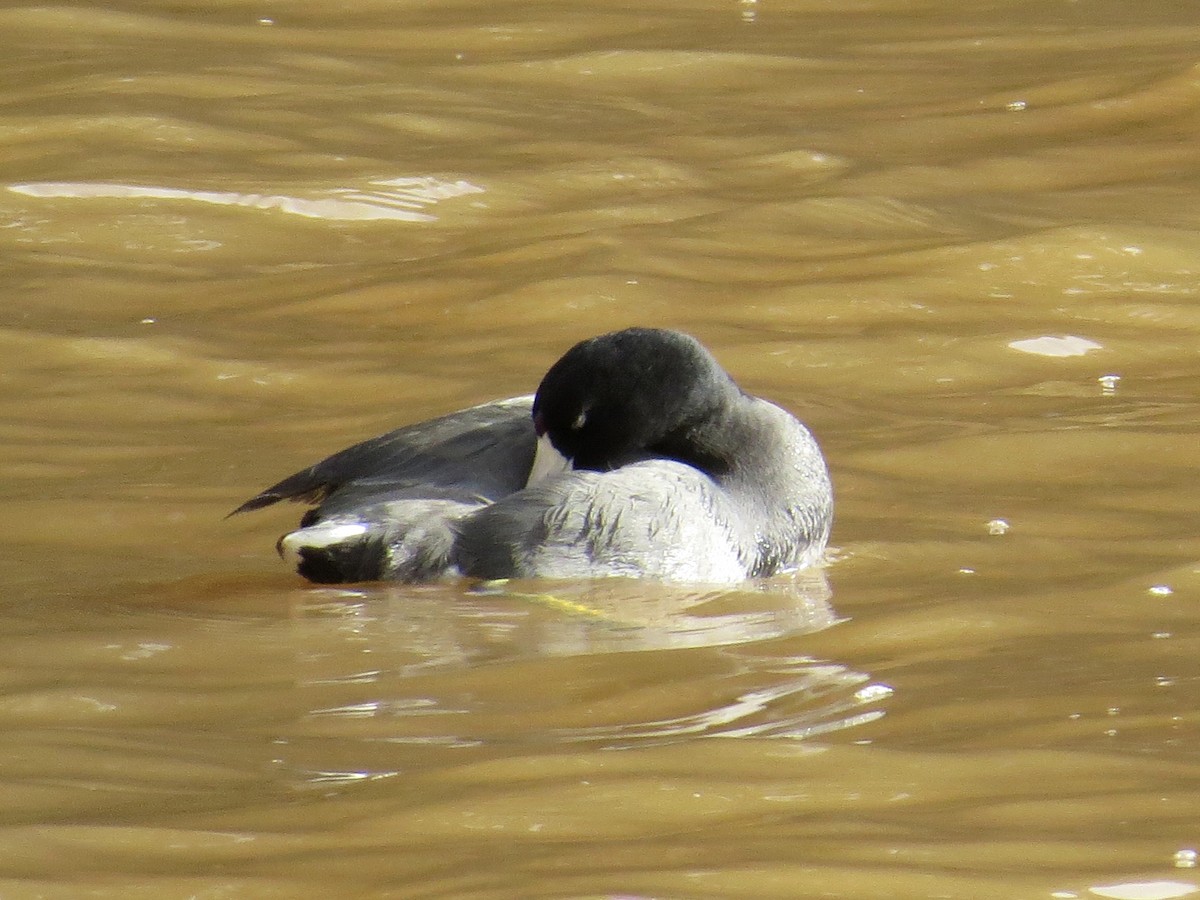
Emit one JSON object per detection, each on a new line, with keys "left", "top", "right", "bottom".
{"left": 7, "top": 176, "right": 485, "bottom": 222}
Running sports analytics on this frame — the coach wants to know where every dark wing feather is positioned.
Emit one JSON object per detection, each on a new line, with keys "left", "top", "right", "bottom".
{"left": 229, "top": 397, "right": 536, "bottom": 517}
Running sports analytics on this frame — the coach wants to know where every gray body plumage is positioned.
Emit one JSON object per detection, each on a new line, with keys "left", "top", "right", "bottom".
{"left": 454, "top": 400, "right": 830, "bottom": 583}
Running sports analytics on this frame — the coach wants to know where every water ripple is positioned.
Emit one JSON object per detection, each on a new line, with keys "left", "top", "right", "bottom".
{"left": 8, "top": 175, "right": 484, "bottom": 222}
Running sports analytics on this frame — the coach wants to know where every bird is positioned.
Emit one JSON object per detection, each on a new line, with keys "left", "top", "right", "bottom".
{"left": 230, "top": 327, "right": 832, "bottom": 584}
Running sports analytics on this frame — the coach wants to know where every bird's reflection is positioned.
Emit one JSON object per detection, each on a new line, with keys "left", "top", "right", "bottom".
{"left": 282, "top": 571, "right": 890, "bottom": 759}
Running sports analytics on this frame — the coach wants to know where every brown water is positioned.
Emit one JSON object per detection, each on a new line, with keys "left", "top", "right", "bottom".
{"left": 3, "top": 1, "right": 1199, "bottom": 897}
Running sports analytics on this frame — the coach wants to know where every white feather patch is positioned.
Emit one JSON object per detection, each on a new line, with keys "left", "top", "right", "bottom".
{"left": 278, "top": 522, "right": 368, "bottom": 566}
{"left": 526, "top": 433, "right": 571, "bottom": 486}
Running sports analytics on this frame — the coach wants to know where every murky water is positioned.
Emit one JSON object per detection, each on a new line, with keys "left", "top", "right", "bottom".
{"left": 3, "top": 0, "right": 1199, "bottom": 897}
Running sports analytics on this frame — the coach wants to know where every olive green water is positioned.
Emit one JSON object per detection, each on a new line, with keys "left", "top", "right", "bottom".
{"left": 3, "top": 1, "right": 1200, "bottom": 898}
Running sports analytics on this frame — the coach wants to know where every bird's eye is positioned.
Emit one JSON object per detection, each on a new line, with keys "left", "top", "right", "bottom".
{"left": 571, "top": 409, "right": 588, "bottom": 430}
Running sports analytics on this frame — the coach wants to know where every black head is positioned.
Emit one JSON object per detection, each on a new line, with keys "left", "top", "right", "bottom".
{"left": 531, "top": 328, "right": 740, "bottom": 474}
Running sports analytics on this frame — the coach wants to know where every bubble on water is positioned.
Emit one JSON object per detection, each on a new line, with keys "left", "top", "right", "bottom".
{"left": 987, "top": 518, "right": 1010, "bottom": 536}
{"left": 1149, "top": 584, "right": 1173, "bottom": 596}
{"left": 1098, "top": 374, "right": 1121, "bottom": 394}
{"left": 1174, "top": 849, "right": 1198, "bottom": 869}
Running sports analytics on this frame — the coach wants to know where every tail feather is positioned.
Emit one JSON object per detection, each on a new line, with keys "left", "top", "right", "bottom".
{"left": 276, "top": 511, "right": 460, "bottom": 584}
{"left": 278, "top": 522, "right": 386, "bottom": 584}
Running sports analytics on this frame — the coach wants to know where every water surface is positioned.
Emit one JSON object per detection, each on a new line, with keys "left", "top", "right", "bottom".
{"left": 3, "top": 1, "right": 1200, "bottom": 897}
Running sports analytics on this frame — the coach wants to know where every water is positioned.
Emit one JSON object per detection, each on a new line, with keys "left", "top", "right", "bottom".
{"left": 2, "top": 0, "right": 1199, "bottom": 897}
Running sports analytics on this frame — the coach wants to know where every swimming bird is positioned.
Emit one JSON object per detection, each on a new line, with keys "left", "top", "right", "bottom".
{"left": 231, "top": 327, "right": 832, "bottom": 584}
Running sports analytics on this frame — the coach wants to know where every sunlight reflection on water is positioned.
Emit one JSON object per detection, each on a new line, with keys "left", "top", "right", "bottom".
{"left": 8, "top": 176, "right": 485, "bottom": 221}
